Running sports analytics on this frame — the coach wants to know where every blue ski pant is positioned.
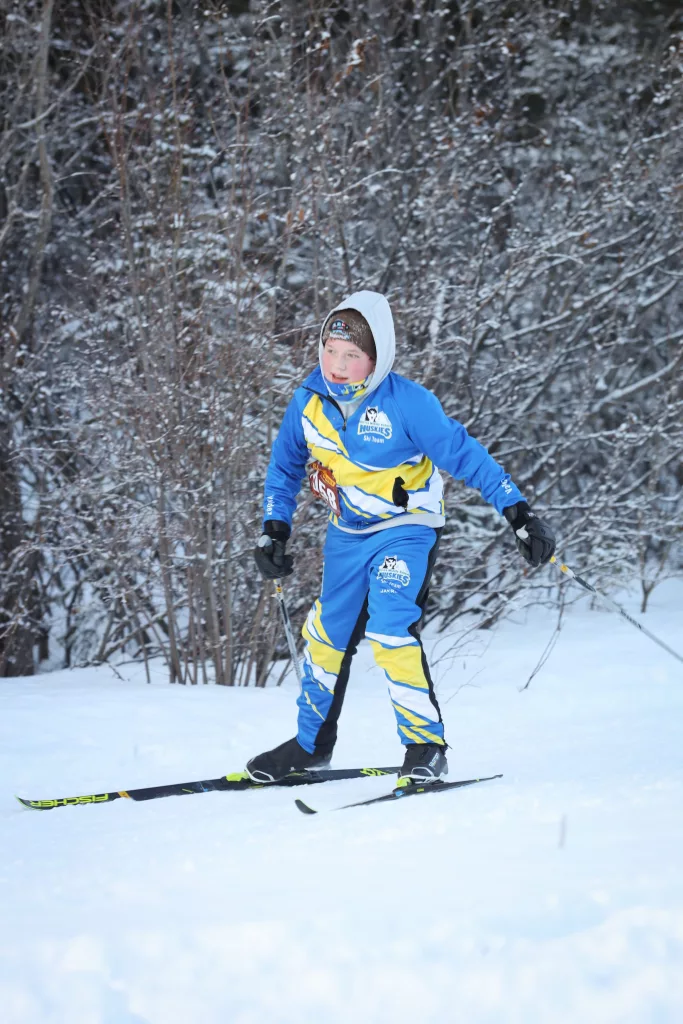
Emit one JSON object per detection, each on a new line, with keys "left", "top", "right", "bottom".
{"left": 296, "top": 524, "right": 445, "bottom": 754}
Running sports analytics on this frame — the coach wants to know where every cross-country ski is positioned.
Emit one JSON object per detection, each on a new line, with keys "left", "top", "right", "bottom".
{"left": 294, "top": 774, "right": 504, "bottom": 814}
{"left": 16, "top": 766, "right": 400, "bottom": 810}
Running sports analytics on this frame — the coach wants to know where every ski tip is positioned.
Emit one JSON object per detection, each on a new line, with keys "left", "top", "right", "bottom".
{"left": 15, "top": 796, "right": 47, "bottom": 810}
{"left": 294, "top": 798, "right": 318, "bottom": 815}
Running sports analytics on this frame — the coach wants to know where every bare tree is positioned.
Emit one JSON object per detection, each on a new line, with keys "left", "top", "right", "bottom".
{"left": 1, "top": 0, "right": 680, "bottom": 681}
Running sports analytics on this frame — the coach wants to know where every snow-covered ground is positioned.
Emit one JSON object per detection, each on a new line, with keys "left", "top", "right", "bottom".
{"left": 1, "top": 580, "right": 682, "bottom": 1024}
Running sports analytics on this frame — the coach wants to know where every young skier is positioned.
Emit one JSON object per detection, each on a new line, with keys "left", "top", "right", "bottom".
{"left": 248, "top": 291, "right": 555, "bottom": 784}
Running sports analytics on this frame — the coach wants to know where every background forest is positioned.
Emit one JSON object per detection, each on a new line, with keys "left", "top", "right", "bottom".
{"left": 1, "top": 0, "right": 681, "bottom": 683}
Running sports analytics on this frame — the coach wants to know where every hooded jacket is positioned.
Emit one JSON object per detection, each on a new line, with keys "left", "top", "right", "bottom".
{"left": 263, "top": 290, "right": 524, "bottom": 534}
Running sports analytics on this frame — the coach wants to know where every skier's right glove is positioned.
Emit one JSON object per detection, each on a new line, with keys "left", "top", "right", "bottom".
{"left": 254, "top": 520, "right": 294, "bottom": 580}
{"left": 503, "top": 502, "right": 556, "bottom": 568}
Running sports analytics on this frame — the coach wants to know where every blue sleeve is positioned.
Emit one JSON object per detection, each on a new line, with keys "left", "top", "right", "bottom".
{"left": 263, "top": 394, "right": 309, "bottom": 529}
{"left": 402, "top": 385, "right": 525, "bottom": 514}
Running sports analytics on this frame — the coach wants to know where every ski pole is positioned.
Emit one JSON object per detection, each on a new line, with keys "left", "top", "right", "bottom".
{"left": 273, "top": 580, "right": 303, "bottom": 686}
{"left": 550, "top": 556, "right": 683, "bottom": 666}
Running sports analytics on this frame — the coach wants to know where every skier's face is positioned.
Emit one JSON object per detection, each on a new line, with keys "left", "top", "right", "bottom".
{"left": 322, "top": 340, "right": 375, "bottom": 384}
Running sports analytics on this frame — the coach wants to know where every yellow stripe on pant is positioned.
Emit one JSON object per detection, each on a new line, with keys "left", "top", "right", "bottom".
{"left": 369, "top": 641, "right": 429, "bottom": 690}
{"left": 391, "top": 701, "right": 446, "bottom": 743}
{"left": 370, "top": 640, "right": 445, "bottom": 745}
{"left": 310, "top": 599, "right": 333, "bottom": 647}
{"left": 302, "top": 617, "right": 345, "bottom": 689}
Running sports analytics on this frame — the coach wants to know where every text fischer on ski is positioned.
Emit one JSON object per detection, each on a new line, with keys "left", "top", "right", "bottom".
{"left": 248, "top": 292, "right": 556, "bottom": 786}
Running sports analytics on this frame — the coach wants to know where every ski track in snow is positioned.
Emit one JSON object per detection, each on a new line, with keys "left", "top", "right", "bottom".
{"left": 1, "top": 581, "right": 682, "bottom": 1023}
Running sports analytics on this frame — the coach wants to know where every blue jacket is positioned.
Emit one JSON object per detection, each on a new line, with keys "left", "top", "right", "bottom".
{"left": 263, "top": 364, "right": 524, "bottom": 535}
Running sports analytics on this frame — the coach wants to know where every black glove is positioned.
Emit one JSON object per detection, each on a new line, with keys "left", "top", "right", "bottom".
{"left": 254, "top": 520, "right": 294, "bottom": 580}
{"left": 503, "top": 502, "right": 556, "bottom": 568}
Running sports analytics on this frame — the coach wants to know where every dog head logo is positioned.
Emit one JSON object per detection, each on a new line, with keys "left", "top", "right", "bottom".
{"left": 377, "top": 555, "right": 411, "bottom": 587}
{"left": 358, "top": 406, "right": 392, "bottom": 439}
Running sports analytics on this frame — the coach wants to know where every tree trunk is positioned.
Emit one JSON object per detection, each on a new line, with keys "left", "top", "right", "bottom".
{"left": 0, "top": 421, "right": 35, "bottom": 676}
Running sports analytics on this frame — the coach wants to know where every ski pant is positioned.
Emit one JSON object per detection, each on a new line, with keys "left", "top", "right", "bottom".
{"left": 296, "top": 523, "right": 445, "bottom": 754}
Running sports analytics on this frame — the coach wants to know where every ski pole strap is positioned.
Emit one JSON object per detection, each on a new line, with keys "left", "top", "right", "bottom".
{"left": 550, "top": 556, "right": 683, "bottom": 666}
{"left": 273, "top": 580, "right": 303, "bottom": 686}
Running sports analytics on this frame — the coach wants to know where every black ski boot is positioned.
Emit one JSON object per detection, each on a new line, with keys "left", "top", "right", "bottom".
{"left": 398, "top": 743, "right": 448, "bottom": 785}
{"left": 246, "top": 737, "right": 333, "bottom": 784}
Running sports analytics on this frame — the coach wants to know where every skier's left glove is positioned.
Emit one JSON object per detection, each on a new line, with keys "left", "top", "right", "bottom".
{"left": 254, "top": 520, "right": 294, "bottom": 580}
{"left": 503, "top": 502, "right": 556, "bottom": 568}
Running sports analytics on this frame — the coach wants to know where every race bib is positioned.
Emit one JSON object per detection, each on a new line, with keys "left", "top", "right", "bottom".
{"left": 308, "top": 461, "right": 341, "bottom": 516}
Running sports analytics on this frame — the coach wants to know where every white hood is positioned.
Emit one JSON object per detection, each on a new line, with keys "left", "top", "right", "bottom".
{"left": 319, "top": 290, "right": 395, "bottom": 399}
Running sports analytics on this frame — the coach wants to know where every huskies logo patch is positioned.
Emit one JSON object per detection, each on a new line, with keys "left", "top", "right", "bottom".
{"left": 358, "top": 406, "right": 392, "bottom": 440}
{"left": 377, "top": 555, "right": 411, "bottom": 587}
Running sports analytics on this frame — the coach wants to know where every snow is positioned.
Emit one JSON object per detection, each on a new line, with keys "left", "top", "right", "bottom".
{"left": 1, "top": 580, "right": 682, "bottom": 1024}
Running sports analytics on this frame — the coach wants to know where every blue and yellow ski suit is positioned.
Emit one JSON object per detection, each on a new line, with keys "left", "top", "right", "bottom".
{"left": 263, "top": 291, "right": 525, "bottom": 754}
